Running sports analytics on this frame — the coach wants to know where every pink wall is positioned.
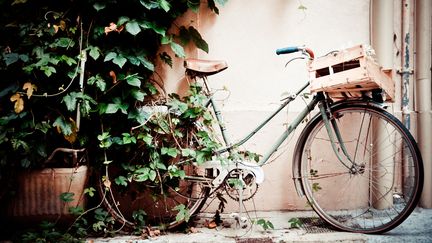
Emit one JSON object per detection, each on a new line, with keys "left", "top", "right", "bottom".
{"left": 159, "top": 0, "right": 371, "bottom": 211}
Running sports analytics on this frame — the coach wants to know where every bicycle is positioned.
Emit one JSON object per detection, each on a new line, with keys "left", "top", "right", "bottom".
{"left": 100, "top": 46, "right": 424, "bottom": 234}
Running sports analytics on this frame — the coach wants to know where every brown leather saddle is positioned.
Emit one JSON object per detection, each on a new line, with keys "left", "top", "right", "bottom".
{"left": 184, "top": 58, "right": 228, "bottom": 78}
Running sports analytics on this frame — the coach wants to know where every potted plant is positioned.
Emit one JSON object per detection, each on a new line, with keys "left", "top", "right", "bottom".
{"left": 0, "top": 1, "right": 92, "bottom": 225}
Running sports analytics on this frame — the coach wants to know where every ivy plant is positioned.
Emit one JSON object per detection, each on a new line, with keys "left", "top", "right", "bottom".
{"left": 0, "top": 0, "right": 228, "bottom": 239}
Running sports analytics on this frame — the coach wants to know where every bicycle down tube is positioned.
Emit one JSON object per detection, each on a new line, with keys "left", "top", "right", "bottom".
{"left": 210, "top": 81, "right": 321, "bottom": 166}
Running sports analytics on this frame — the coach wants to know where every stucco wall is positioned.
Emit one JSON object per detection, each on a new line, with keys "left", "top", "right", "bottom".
{"left": 161, "top": 0, "right": 371, "bottom": 211}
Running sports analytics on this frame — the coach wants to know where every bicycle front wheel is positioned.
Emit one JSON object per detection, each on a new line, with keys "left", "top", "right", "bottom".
{"left": 297, "top": 102, "right": 423, "bottom": 233}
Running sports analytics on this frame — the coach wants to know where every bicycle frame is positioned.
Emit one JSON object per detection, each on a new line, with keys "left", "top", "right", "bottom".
{"left": 203, "top": 79, "right": 322, "bottom": 166}
{"left": 201, "top": 77, "right": 359, "bottom": 170}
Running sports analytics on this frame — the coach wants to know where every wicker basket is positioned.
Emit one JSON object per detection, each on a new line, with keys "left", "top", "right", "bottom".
{"left": 308, "top": 44, "right": 394, "bottom": 102}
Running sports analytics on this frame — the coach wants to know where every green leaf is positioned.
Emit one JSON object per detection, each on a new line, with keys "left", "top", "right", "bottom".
{"left": 196, "top": 151, "right": 210, "bottom": 165}
{"left": 149, "top": 169, "right": 157, "bottom": 181}
{"left": 105, "top": 104, "right": 119, "bottom": 114}
{"left": 188, "top": 26, "right": 209, "bottom": 53}
{"left": 50, "top": 37, "right": 75, "bottom": 48}
{"left": 60, "top": 192, "right": 75, "bottom": 203}
{"left": 126, "top": 76, "right": 141, "bottom": 87}
{"left": 137, "top": 56, "right": 155, "bottom": 71}
{"left": 128, "top": 108, "right": 151, "bottom": 124}
{"left": 93, "top": 2, "right": 106, "bottom": 11}
{"left": 179, "top": 26, "right": 191, "bottom": 45}
{"left": 173, "top": 204, "right": 190, "bottom": 222}
{"left": 127, "top": 56, "right": 140, "bottom": 66}
{"left": 288, "top": 217, "right": 303, "bottom": 228}
{"left": 312, "top": 182, "right": 322, "bottom": 192}
{"left": 69, "top": 206, "right": 84, "bottom": 215}
{"left": 207, "top": 0, "right": 219, "bottom": 14}
{"left": 104, "top": 52, "right": 117, "bottom": 62}
{"left": 113, "top": 55, "right": 127, "bottom": 68}
{"left": 3, "top": 53, "right": 19, "bottom": 66}
{"left": 125, "top": 21, "right": 141, "bottom": 35}
{"left": 89, "top": 46, "right": 101, "bottom": 60}
{"left": 214, "top": 0, "right": 227, "bottom": 6}
{"left": 84, "top": 187, "right": 96, "bottom": 197}
{"left": 298, "top": 4, "right": 307, "bottom": 10}
{"left": 161, "top": 147, "right": 178, "bottom": 158}
{"left": 62, "top": 93, "right": 78, "bottom": 111}
{"left": 117, "top": 16, "right": 130, "bottom": 26}
{"left": 20, "top": 158, "right": 31, "bottom": 168}
{"left": 181, "top": 148, "right": 196, "bottom": 158}
{"left": 137, "top": 133, "right": 152, "bottom": 145}
{"left": 60, "top": 55, "right": 77, "bottom": 66}
{"left": 135, "top": 167, "right": 150, "bottom": 182}
{"left": 140, "top": 0, "right": 159, "bottom": 9}
{"left": 170, "top": 42, "right": 185, "bottom": 57}
{"left": 115, "top": 176, "right": 128, "bottom": 187}
{"left": 122, "top": 133, "right": 137, "bottom": 144}
{"left": 158, "top": 0, "right": 171, "bottom": 12}
{"left": 161, "top": 35, "right": 171, "bottom": 45}
{"left": 187, "top": 0, "right": 200, "bottom": 12}
{"left": 131, "top": 89, "right": 145, "bottom": 101}
{"left": 53, "top": 116, "right": 73, "bottom": 135}
{"left": 159, "top": 52, "right": 172, "bottom": 67}
{"left": 41, "top": 66, "right": 56, "bottom": 77}
{"left": 88, "top": 74, "right": 106, "bottom": 91}
{"left": 140, "top": 21, "right": 166, "bottom": 36}
{"left": 62, "top": 92, "right": 96, "bottom": 113}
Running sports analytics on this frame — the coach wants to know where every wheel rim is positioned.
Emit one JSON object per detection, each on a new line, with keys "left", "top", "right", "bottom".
{"left": 300, "top": 106, "right": 422, "bottom": 233}
{"left": 99, "top": 164, "right": 210, "bottom": 230}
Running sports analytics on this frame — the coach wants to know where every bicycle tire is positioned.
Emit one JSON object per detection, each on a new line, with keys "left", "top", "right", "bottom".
{"left": 96, "top": 119, "right": 216, "bottom": 230}
{"left": 97, "top": 162, "right": 211, "bottom": 230}
{"left": 296, "top": 101, "right": 423, "bottom": 233}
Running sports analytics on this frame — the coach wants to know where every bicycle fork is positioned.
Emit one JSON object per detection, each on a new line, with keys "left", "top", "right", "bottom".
{"left": 318, "top": 101, "right": 361, "bottom": 172}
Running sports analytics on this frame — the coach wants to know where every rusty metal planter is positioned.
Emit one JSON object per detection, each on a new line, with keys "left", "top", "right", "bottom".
{"left": 7, "top": 165, "right": 88, "bottom": 222}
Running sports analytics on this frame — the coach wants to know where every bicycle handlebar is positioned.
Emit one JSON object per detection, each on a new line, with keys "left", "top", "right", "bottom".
{"left": 276, "top": 46, "right": 315, "bottom": 59}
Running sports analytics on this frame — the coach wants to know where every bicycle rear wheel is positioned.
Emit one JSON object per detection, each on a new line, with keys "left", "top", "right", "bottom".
{"left": 98, "top": 162, "right": 211, "bottom": 230}
{"left": 297, "top": 102, "right": 423, "bottom": 233}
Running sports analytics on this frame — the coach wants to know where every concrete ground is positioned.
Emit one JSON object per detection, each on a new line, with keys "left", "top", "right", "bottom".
{"left": 88, "top": 207, "right": 432, "bottom": 243}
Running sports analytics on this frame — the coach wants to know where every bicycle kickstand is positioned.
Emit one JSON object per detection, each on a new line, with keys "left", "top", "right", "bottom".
{"left": 230, "top": 177, "right": 248, "bottom": 229}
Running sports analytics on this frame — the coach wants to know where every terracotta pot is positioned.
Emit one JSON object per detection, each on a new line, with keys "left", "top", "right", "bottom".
{"left": 7, "top": 165, "right": 88, "bottom": 223}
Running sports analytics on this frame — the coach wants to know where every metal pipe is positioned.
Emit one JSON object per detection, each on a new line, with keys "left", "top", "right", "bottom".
{"left": 415, "top": 0, "right": 432, "bottom": 208}
{"left": 401, "top": 0, "right": 416, "bottom": 132}
{"left": 371, "top": 0, "right": 396, "bottom": 208}
{"left": 371, "top": 0, "right": 394, "bottom": 70}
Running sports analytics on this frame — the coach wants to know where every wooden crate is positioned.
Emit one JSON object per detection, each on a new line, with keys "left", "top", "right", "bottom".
{"left": 308, "top": 44, "right": 394, "bottom": 102}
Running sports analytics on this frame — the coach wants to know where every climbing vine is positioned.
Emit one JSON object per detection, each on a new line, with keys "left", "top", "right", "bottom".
{"left": 0, "top": 0, "right": 227, "bottom": 240}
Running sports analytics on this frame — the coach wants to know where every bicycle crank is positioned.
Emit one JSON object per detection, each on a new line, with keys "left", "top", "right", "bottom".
{"left": 225, "top": 168, "right": 259, "bottom": 201}
{"left": 197, "top": 160, "right": 264, "bottom": 193}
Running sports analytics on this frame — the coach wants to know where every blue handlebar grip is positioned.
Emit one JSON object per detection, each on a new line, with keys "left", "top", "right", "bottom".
{"left": 276, "top": 46, "right": 299, "bottom": 55}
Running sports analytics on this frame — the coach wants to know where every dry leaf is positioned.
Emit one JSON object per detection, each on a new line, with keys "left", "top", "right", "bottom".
{"left": 10, "top": 93, "right": 24, "bottom": 113}
{"left": 144, "top": 226, "right": 160, "bottom": 238}
{"left": 23, "top": 82, "right": 37, "bottom": 99}
{"left": 53, "top": 24, "right": 59, "bottom": 33}
{"left": 109, "top": 70, "right": 117, "bottom": 84}
{"left": 116, "top": 25, "right": 124, "bottom": 33}
{"left": 189, "top": 227, "right": 199, "bottom": 233}
{"left": 104, "top": 22, "right": 117, "bottom": 35}
{"left": 207, "top": 221, "right": 217, "bottom": 229}
{"left": 64, "top": 118, "right": 77, "bottom": 144}
{"left": 103, "top": 178, "right": 112, "bottom": 189}
{"left": 59, "top": 20, "right": 66, "bottom": 31}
